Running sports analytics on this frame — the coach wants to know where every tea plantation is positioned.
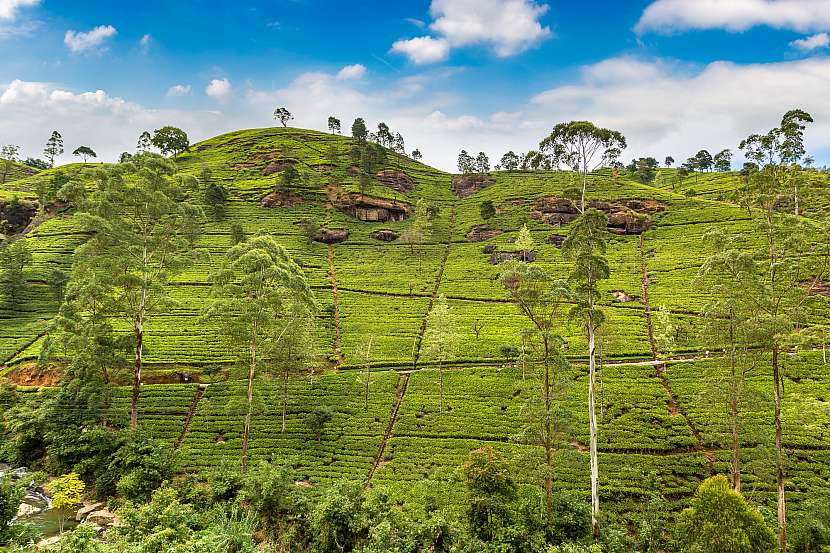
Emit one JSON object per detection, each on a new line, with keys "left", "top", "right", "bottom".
{"left": 2, "top": 126, "right": 829, "bottom": 522}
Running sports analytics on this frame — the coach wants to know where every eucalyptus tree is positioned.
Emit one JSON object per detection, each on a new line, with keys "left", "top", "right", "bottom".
{"left": 422, "top": 294, "right": 458, "bottom": 414}
{"left": 44, "top": 131, "right": 64, "bottom": 167}
{"left": 327, "top": 116, "right": 341, "bottom": 134}
{"left": 562, "top": 209, "right": 610, "bottom": 536}
{"left": 736, "top": 108, "right": 829, "bottom": 551}
{"left": 71, "top": 154, "right": 203, "bottom": 428}
{"left": 499, "top": 260, "right": 570, "bottom": 514}
{"left": 205, "top": 233, "right": 318, "bottom": 471}
{"left": 538, "top": 121, "right": 626, "bottom": 212}
{"left": 500, "top": 151, "right": 520, "bottom": 171}
{"left": 136, "top": 131, "right": 152, "bottom": 153}
{"left": 273, "top": 107, "right": 293, "bottom": 127}
{"left": 714, "top": 149, "right": 733, "bottom": 172}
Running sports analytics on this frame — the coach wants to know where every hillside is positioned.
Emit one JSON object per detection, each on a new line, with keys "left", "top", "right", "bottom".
{"left": 2, "top": 126, "right": 829, "bottom": 526}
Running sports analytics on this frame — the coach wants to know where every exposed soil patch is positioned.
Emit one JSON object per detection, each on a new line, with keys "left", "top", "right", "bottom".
{"left": 548, "top": 234, "right": 565, "bottom": 247}
{"left": 376, "top": 170, "right": 415, "bottom": 193}
{"left": 334, "top": 193, "right": 410, "bottom": 222}
{"left": 262, "top": 160, "right": 296, "bottom": 176}
{"left": 0, "top": 200, "right": 37, "bottom": 236}
{"left": 233, "top": 162, "right": 258, "bottom": 170}
{"left": 467, "top": 224, "right": 502, "bottom": 242}
{"left": 531, "top": 197, "right": 666, "bottom": 235}
{"left": 261, "top": 190, "right": 307, "bottom": 208}
{"left": 452, "top": 174, "right": 495, "bottom": 198}
{"left": 372, "top": 229, "right": 399, "bottom": 242}
{"left": 5, "top": 363, "right": 62, "bottom": 387}
{"left": 313, "top": 163, "right": 336, "bottom": 173}
{"left": 488, "top": 250, "right": 535, "bottom": 265}
{"left": 802, "top": 278, "right": 830, "bottom": 297}
{"left": 611, "top": 290, "right": 635, "bottom": 303}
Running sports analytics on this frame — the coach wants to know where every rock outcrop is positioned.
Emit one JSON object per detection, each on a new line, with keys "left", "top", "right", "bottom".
{"left": 376, "top": 170, "right": 415, "bottom": 193}
{"left": 530, "top": 197, "right": 666, "bottom": 235}
{"left": 548, "top": 234, "right": 565, "bottom": 247}
{"left": 467, "top": 224, "right": 502, "bottom": 242}
{"left": 334, "top": 193, "right": 410, "bottom": 222}
{"left": 372, "top": 229, "right": 399, "bottom": 242}
{"left": 452, "top": 174, "right": 495, "bottom": 198}
{"left": 261, "top": 159, "right": 295, "bottom": 176}
{"left": 316, "top": 228, "right": 349, "bottom": 244}
{"left": 0, "top": 199, "right": 37, "bottom": 236}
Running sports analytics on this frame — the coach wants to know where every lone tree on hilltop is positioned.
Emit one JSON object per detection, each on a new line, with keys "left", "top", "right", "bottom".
{"left": 327, "top": 116, "right": 341, "bottom": 134}
{"left": 44, "top": 131, "right": 64, "bottom": 168}
{"left": 151, "top": 126, "right": 190, "bottom": 158}
{"left": 411, "top": 149, "right": 422, "bottom": 161}
{"left": 137, "top": 131, "right": 152, "bottom": 153}
{"left": 539, "top": 121, "right": 626, "bottom": 212}
{"left": 351, "top": 118, "right": 368, "bottom": 143}
{"left": 274, "top": 107, "right": 293, "bottom": 127}
{"left": 72, "top": 146, "right": 97, "bottom": 163}
{"left": 664, "top": 156, "right": 674, "bottom": 168}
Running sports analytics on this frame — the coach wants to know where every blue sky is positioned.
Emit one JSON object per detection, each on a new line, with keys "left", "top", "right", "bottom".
{"left": 1, "top": 0, "right": 830, "bottom": 170}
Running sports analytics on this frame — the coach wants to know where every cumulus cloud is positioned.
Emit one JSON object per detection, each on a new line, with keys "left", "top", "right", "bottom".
{"left": 392, "top": 0, "right": 551, "bottom": 63}
{"left": 64, "top": 25, "right": 117, "bottom": 53}
{"left": 205, "top": 78, "right": 232, "bottom": 101}
{"left": 635, "top": 0, "right": 830, "bottom": 34}
{"left": 0, "top": 0, "right": 39, "bottom": 20}
{"left": 336, "top": 64, "right": 367, "bottom": 81}
{"left": 0, "top": 79, "right": 223, "bottom": 165}
{"left": 391, "top": 36, "right": 451, "bottom": 64}
{"left": 166, "top": 84, "right": 192, "bottom": 97}
{"left": 791, "top": 33, "right": 830, "bottom": 52}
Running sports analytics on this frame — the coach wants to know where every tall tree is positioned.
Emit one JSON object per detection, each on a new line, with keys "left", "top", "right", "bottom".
{"left": 538, "top": 121, "right": 626, "bottom": 212}
{"left": 151, "top": 126, "right": 190, "bottom": 158}
{"left": 72, "top": 155, "right": 202, "bottom": 428}
{"left": 422, "top": 294, "right": 458, "bottom": 414}
{"left": 273, "top": 107, "right": 293, "bottom": 127}
{"left": 136, "top": 131, "right": 152, "bottom": 153}
{"left": 0, "top": 145, "right": 21, "bottom": 184}
{"left": 695, "top": 230, "right": 756, "bottom": 493}
{"left": 327, "top": 116, "right": 341, "bottom": 134}
{"left": 72, "top": 146, "right": 97, "bottom": 163}
{"left": 695, "top": 150, "right": 714, "bottom": 172}
{"left": 351, "top": 118, "right": 368, "bottom": 143}
{"left": 714, "top": 149, "right": 733, "bottom": 172}
{"left": 562, "top": 209, "right": 610, "bottom": 536}
{"left": 500, "top": 151, "right": 520, "bottom": 171}
{"left": 44, "top": 131, "right": 64, "bottom": 168}
{"left": 499, "top": 261, "right": 569, "bottom": 514}
{"left": 411, "top": 149, "right": 422, "bottom": 161}
{"left": 205, "top": 233, "right": 317, "bottom": 471}
{"left": 475, "top": 152, "right": 490, "bottom": 173}
{"left": 0, "top": 239, "right": 31, "bottom": 306}
{"left": 736, "top": 110, "right": 830, "bottom": 551}
{"left": 457, "top": 150, "right": 476, "bottom": 174}
{"left": 664, "top": 156, "right": 674, "bottom": 168}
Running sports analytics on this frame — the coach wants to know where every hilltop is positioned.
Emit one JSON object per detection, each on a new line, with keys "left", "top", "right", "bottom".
{"left": 1, "top": 125, "right": 829, "bottom": 533}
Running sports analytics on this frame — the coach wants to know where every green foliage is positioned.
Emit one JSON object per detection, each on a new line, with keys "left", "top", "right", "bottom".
{"left": 204, "top": 182, "right": 228, "bottom": 219}
{"left": 0, "top": 476, "right": 24, "bottom": 545}
{"left": 676, "top": 475, "right": 776, "bottom": 553}
{"left": 72, "top": 146, "right": 97, "bottom": 162}
{"left": 305, "top": 406, "right": 333, "bottom": 442}
{"left": 151, "top": 126, "right": 190, "bottom": 158}
{"left": 0, "top": 239, "right": 31, "bottom": 305}
{"left": 463, "top": 445, "right": 517, "bottom": 541}
{"left": 480, "top": 200, "right": 496, "bottom": 220}
{"left": 105, "top": 431, "right": 176, "bottom": 502}
{"left": 43, "top": 130, "right": 64, "bottom": 167}
{"left": 790, "top": 495, "right": 830, "bottom": 553}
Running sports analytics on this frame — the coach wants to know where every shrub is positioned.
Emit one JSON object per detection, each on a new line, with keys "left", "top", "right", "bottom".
{"left": 676, "top": 475, "right": 775, "bottom": 553}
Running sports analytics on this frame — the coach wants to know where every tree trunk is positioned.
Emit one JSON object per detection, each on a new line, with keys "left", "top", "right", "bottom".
{"left": 728, "top": 317, "right": 742, "bottom": 493}
{"left": 580, "top": 172, "right": 588, "bottom": 213}
{"left": 242, "top": 324, "right": 257, "bottom": 473}
{"left": 130, "top": 320, "right": 143, "bottom": 429}
{"left": 543, "top": 340, "right": 553, "bottom": 516}
{"left": 588, "top": 322, "right": 600, "bottom": 537}
{"left": 772, "top": 345, "right": 787, "bottom": 552}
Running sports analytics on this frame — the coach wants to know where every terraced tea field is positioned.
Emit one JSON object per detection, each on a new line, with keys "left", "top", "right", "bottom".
{"left": 2, "top": 127, "right": 829, "bottom": 521}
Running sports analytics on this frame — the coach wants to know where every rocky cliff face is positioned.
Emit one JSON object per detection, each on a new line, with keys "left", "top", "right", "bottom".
{"left": 452, "top": 174, "right": 496, "bottom": 198}
{"left": 334, "top": 193, "right": 411, "bottom": 222}
{"left": 531, "top": 197, "right": 666, "bottom": 235}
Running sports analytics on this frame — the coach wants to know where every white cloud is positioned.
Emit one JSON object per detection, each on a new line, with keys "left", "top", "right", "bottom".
{"left": 791, "top": 33, "right": 830, "bottom": 52}
{"left": 205, "top": 78, "right": 232, "bottom": 101}
{"left": 391, "top": 36, "right": 451, "bottom": 64}
{"left": 0, "top": 0, "right": 39, "bottom": 20}
{"left": 64, "top": 25, "right": 117, "bottom": 53}
{"left": 0, "top": 79, "right": 223, "bottom": 165}
{"left": 336, "top": 64, "right": 367, "bottom": 81}
{"left": 139, "top": 33, "right": 151, "bottom": 53}
{"left": 635, "top": 0, "right": 830, "bottom": 34}
{"left": 392, "top": 0, "right": 551, "bottom": 63}
{"left": 166, "top": 84, "right": 192, "bottom": 97}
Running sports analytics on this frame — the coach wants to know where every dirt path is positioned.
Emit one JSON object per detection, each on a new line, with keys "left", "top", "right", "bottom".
{"left": 364, "top": 372, "right": 410, "bottom": 487}
{"left": 175, "top": 384, "right": 207, "bottom": 449}
{"left": 327, "top": 244, "right": 345, "bottom": 367}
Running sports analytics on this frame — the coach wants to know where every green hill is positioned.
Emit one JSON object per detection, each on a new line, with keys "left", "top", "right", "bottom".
{"left": 2, "top": 126, "right": 829, "bottom": 523}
